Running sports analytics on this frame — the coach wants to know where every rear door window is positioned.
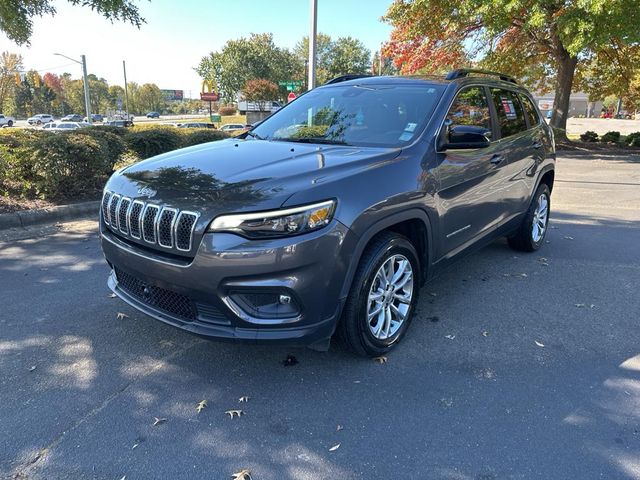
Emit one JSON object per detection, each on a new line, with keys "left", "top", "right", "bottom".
{"left": 490, "top": 88, "right": 527, "bottom": 138}
{"left": 520, "top": 94, "right": 541, "bottom": 128}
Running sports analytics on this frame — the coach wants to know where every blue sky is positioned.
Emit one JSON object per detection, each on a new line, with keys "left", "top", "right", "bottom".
{"left": 0, "top": 0, "right": 394, "bottom": 98}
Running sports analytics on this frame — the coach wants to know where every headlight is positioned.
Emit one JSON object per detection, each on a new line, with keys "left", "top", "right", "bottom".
{"left": 209, "top": 200, "right": 336, "bottom": 238}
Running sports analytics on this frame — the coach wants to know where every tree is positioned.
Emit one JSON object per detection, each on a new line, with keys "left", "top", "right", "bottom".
{"left": 137, "top": 83, "right": 164, "bottom": 113}
{"left": 293, "top": 33, "right": 371, "bottom": 85}
{"left": 196, "top": 33, "right": 297, "bottom": 103}
{"left": 0, "top": 52, "right": 23, "bottom": 113}
{"left": 383, "top": 0, "right": 640, "bottom": 138}
{"left": 241, "top": 79, "right": 279, "bottom": 112}
{"left": 1, "top": 0, "right": 145, "bottom": 45}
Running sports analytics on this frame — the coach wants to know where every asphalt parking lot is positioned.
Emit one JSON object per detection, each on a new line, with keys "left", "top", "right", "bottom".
{"left": 1, "top": 153, "right": 639, "bottom": 480}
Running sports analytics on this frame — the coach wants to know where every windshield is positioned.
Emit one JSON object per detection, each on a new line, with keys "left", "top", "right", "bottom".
{"left": 251, "top": 83, "right": 444, "bottom": 147}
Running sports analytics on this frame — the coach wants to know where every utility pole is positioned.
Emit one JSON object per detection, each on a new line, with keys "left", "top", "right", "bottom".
{"left": 308, "top": 0, "right": 317, "bottom": 90}
{"left": 54, "top": 53, "right": 92, "bottom": 124}
{"left": 81, "top": 55, "right": 92, "bottom": 123}
{"left": 123, "top": 60, "right": 130, "bottom": 120}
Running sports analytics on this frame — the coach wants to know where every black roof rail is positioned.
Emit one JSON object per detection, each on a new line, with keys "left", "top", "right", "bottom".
{"left": 324, "top": 74, "right": 372, "bottom": 85}
{"left": 446, "top": 69, "right": 518, "bottom": 84}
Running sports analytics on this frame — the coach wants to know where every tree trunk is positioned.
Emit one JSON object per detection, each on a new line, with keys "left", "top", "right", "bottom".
{"left": 550, "top": 51, "right": 578, "bottom": 140}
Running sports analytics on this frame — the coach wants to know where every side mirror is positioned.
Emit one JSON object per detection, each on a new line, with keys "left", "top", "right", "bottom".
{"left": 441, "top": 124, "right": 491, "bottom": 150}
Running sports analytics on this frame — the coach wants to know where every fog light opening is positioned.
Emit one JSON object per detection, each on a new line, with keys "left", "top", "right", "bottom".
{"left": 229, "top": 290, "right": 301, "bottom": 320}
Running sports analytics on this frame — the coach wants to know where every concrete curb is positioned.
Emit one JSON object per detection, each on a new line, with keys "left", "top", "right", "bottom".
{"left": 0, "top": 201, "right": 100, "bottom": 230}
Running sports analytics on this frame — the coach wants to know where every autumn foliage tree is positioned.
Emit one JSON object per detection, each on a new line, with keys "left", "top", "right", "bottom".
{"left": 383, "top": 0, "right": 640, "bottom": 138}
{"left": 241, "top": 79, "right": 279, "bottom": 112}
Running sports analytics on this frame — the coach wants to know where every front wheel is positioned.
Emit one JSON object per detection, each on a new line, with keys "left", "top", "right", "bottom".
{"left": 7, "top": 120, "right": 13, "bottom": 127}
{"left": 508, "top": 183, "right": 550, "bottom": 252}
{"left": 338, "top": 232, "right": 420, "bottom": 357}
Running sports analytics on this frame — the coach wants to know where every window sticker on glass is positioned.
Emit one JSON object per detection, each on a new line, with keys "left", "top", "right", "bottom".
{"left": 501, "top": 98, "right": 517, "bottom": 120}
{"left": 404, "top": 122, "right": 417, "bottom": 133}
{"left": 399, "top": 131, "right": 413, "bottom": 141}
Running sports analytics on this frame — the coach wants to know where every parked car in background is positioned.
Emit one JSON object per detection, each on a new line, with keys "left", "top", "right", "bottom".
{"left": 177, "top": 122, "right": 216, "bottom": 129}
{"left": 146, "top": 111, "right": 160, "bottom": 118}
{"left": 61, "top": 114, "right": 83, "bottom": 122}
{"left": 220, "top": 123, "right": 245, "bottom": 134}
{"left": 49, "top": 121, "right": 89, "bottom": 131}
{"left": 100, "top": 69, "right": 555, "bottom": 356}
{"left": 84, "top": 114, "right": 104, "bottom": 123}
{"left": 104, "top": 119, "right": 133, "bottom": 127}
{"left": 237, "top": 100, "right": 282, "bottom": 115}
{"left": 27, "top": 114, "right": 54, "bottom": 125}
{"left": 0, "top": 114, "right": 15, "bottom": 127}
{"left": 42, "top": 122, "right": 57, "bottom": 130}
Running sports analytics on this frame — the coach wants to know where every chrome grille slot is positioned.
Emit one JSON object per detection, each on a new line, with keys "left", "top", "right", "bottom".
{"left": 108, "top": 194, "right": 121, "bottom": 228}
{"left": 142, "top": 204, "right": 160, "bottom": 243}
{"left": 175, "top": 212, "right": 197, "bottom": 251}
{"left": 128, "top": 201, "right": 144, "bottom": 239}
{"left": 157, "top": 208, "right": 177, "bottom": 248}
{"left": 118, "top": 198, "right": 131, "bottom": 234}
{"left": 101, "top": 191, "right": 112, "bottom": 224}
{"left": 102, "top": 190, "right": 199, "bottom": 255}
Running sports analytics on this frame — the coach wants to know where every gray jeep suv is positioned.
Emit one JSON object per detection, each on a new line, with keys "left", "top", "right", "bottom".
{"left": 100, "top": 69, "right": 555, "bottom": 357}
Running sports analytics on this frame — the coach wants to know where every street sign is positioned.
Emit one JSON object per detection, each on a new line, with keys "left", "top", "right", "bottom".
{"left": 287, "top": 92, "right": 297, "bottom": 103}
{"left": 210, "top": 114, "right": 221, "bottom": 123}
{"left": 279, "top": 80, "right": 303, "bottom": 90}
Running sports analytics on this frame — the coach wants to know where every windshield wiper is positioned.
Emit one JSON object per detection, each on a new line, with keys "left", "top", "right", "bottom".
{"left": 278, "top": 137, "right": 350, "bottom": 146}
{"left": 245, "top": 130, "right": 265, "bottom": 140}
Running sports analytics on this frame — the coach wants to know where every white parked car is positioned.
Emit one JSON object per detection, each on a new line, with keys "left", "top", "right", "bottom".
{"left": 28, "top": 114, "right": 54, "bottom": 125}
{"left": 220, "top": 123, "right": 246, "bottom": 134}
{"left": 48, "top": 122, "right": 90, "bottom": 131}
{"left": 0, "top": 114, "right": 16, "bottom": 127}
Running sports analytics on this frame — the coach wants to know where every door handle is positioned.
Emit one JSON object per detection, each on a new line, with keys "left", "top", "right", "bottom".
{"left": 490, "top": 154, "right": 504, "bottom": 165}
{"left": 532, "top": 141, "right": 543, "bottom": 149}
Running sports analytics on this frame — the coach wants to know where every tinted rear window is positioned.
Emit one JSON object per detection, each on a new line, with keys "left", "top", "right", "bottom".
{"left": 490, "top": 88, "right": 527, "bottom": 138}
{"left": 520, "top": 94, "right": 541, "bottom": 128}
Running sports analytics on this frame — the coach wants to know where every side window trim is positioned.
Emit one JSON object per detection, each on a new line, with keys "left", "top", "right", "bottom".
{"left": 520, "top": 93, "right": 541, "bottom": 129}
{"left": 484, "top": 85, "right": 501, "bottom": 141}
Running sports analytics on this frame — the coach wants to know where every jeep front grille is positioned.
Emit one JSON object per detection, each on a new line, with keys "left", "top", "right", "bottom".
{"left": 102, "top": 190, "right": 199, "bottom": 253}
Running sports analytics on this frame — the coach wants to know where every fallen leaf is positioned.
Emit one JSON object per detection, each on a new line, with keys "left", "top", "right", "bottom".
{"left": 373, "top": 356, "right": 387, "bottom": 364}
{"left": 563, "top": 236, "right": 574, "bottom": 240}
{"left": 517, "top": 273, "right": 528, "bottom": 278}
{"left": 232, "top": 469, "right": 252, "bottom": 480}
{"left": 539, "top": 257, "right": 548, "bottom": 263}
{"left": 336, "top": 424, "right": 344, "bottom": 431}
{"left": 39, "top": 267, "right": 48, "bottom": 271}
{"left": 119, "top": 476, "right": 126, "bottom": 480}
{"left": 534, "top": 340, "right": 545, "bottom": 347}
{"left": 116, "top": 312, "right": 129, "bottom": 320}
{"left": 282, "top": 354, "right": 298, "bottom": 367}
{"left": 153, "top": 417, "right": 167, "bottom": 426}
{"left": 540, "top": 262, "right": 550, "bottom": 267}
{"left": 225, "top": 409, "right": 244, "bottom": 419}
{"left": 196, "top": 400, "right": 208, "bottom": 413}
{"left": 108, "top": 293, "right": 117, "bottom": 298}
{"left": 353, "top": 380, "right": 361, "bottom": 384}
{"left": 238, "top": 396, "right": 249, "bottom": 403}
{"left": 329, "top": 443, "right": 341, "bottom": 452}
{"left": 28, "top": 365, "right": 37, "bottom": 372}
{"left": 445, "top": 334, "right": 456, "bottom": 340}
{"left": 481, "top": 331, "right": 489, "bottom": 337}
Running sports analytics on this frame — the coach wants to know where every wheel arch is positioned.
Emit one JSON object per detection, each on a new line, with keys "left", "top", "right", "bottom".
{"left": 339, "top": 208, "right": 434, "bottom": 300}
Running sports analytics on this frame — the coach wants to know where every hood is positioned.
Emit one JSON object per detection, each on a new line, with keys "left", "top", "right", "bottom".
{"left": 106, "top": 138, "right": 400, "bottom": 220}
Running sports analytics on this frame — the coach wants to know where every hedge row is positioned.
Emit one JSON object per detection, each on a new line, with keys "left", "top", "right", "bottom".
{"left": 0, "top": 126, "right": 228, "bottom": 200}
{"left": 580, "top": 130, "right": 640, "bottom": 147}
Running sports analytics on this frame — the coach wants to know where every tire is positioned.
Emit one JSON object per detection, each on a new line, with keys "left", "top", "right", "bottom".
{"left": 508, "top": 183, "right": 550, "bottom": 252}
{"left": 338, "top": 231, "right": 420, "bottom": 357}
{"left": 36, "top": 120, "right": 41, "bottom": 125}
{"left": 7, "top": 120, "right": 13, "bottom": 127}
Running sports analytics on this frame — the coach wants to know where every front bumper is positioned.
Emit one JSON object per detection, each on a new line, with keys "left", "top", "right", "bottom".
{"left": 101, "top": 220, "right": 355, "bottom": 347}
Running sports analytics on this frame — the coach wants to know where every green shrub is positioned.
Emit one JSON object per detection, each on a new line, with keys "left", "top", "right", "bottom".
{"left": 600, "top": 131, "right": 621, "bottom": 143}
{"left": 90, "top": 125, "right": 129, "bottom": 137}
{"left": 124, "top": 127, "right": 182, "bottom": 159}
{"left": 71, "top": 129, "right": 126, "bottom": 162}
{"left": 625, "top": 131, "right": 640, "bottom": 147}
{"left": 180, "top": 129, "right": 228, "bottom": 147}
{"left": 218, "top": 105, "right": 236, "bottom": 116}
{"left": 580, "top": 131, "right": 599, "bottom": 142}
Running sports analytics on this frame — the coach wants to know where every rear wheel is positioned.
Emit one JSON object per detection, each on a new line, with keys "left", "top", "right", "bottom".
{"left": 508, "top": 183, "right": 550, "bottom": 252}
{"left": 338, "top": 232, "right": 420, "bottom": 357}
